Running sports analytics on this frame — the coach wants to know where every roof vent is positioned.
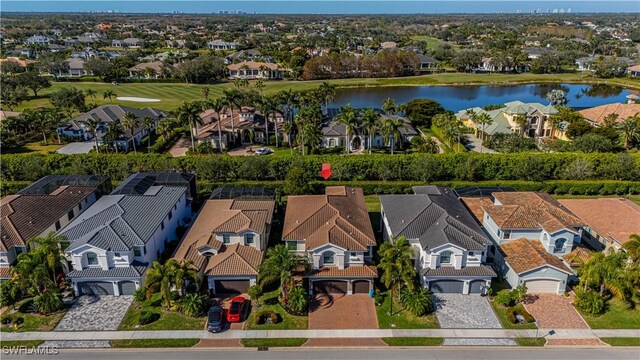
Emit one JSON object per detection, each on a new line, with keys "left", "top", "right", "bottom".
{"left": 401, "top": 219, "right": 405, "bottom": 223}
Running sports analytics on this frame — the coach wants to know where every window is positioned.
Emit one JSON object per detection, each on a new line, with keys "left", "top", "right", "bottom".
{"left": 323, "top": 252, "right": 335, "bottom": 265}
{"left": 503, "top": 230, "right": 512, "bottom": 240}
{"left": 114, "top": 252, "right": 122, "bottom": 258}
{"left": 67, "top": 209, "right": 75, "bottom": 220}
{"left": 222, "top": 234, "right": 230, "bottom": 244}
{"left": 55, "top": 221, "right": 61, "bottom": 231}
{"left": 287, "top": 241, "right": 297, "bottom": 250}
{"left": 554, "top": 238, "right": 567, "bottom": 253}
{"left": 134, "top": 247, "right": 143, "bottom": 257}
{"left": 168, "top": 210, "right": 172, "bottom": 220}
{"left": 15, "top": 246, "right": 25, "bottom": 255}
{"left": 468, "top": 251, "right": 474, "bottom": 256}
{"left": 440, "top": 251, "right": 453, "bottom": 264}
{"left": 160, "top": 221, "right": 164, "bottom": 231}
{"left": 245, "top": 234, "right": 254, "bottom": 244}
{"left": 350, "top": 251, "right": 358, "bottom": 259}
{"left": 79, "top": 203, "right": 82, "bottom": 211}
{"left": 86, "top": 252, "right": 99, "bottom": 266}
{"left": 530, "top": 117, "right": 538, "bottom": 125}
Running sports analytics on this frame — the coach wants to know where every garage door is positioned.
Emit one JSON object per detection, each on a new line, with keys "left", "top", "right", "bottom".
{"left": 78, "top": 281, "right": 114, "bottom": 296}
{"left": 353, "top": 280, "right": 371, "bottom": 294}
{"left": 214, "top": 280, "right": 250, "bottom": 294}
{"left": 469, "top": 280, "right": 487, "bottom": 294}
{"left": 313, "top": 280, "right": 348, "bottom": 294}
{"left": 430, "top": 280, "right": 464, "bottom": 293}
{"left": 119, "top": 281, "right": 137, "bottom": 295}
{"left": 524, "top": 279, "right": 560, "bottom": 293}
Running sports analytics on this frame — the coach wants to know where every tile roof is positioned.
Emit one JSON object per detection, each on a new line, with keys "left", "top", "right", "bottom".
{"left": 500, "top": 238, "right": 572, "bottom": 275}
{"left": 227, "top": 61, "right": 279, "bottom": 71}
{"left": 0, "top": 267, "right": 13, "bottom": 279}
{"left": 380, "top": 186, "right": 491, "bottom": 251}
{"left": 563, "top": 246, "right": 593, "bottom": 267}
{"left": 460, "top": 196, "right": 495, "bottom": 224}
{"left": 204, "top": 243, "right": 263, "bottom": 277}
{"left": 283, "top": 187, "right": 376, "bottom": 251}
{"left": 309, "top": 264, "right": 378, "bottom": 278}
{"left": 421, "top": 265, "right": 496, "bottom": 278}
{"left": 1, "top": 185, "right": 97, "bottom": 252}
{"left": 558, "top": 198, "right": 640, "bottom": 245}
{"left": 484, "top": 192, "right": 584, "bottom": 233}
{"left": 578, "top": 103, "right": 640, "bottom": 126}
{"left": 67, "top": 261, "right": 147, "bottom": 278}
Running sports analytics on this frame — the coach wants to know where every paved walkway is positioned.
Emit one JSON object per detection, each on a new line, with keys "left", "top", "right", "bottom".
{"left": 168, "top": 138, "right": 189, "bottom": 157}
{"left": 464, "top": 135, "right": 497, "bottom": 154}
{"left": 304, "top": 338, "right": 387, "bottom": 347}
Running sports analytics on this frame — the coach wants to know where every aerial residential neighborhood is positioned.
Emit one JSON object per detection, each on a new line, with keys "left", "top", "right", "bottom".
{"left": 0, "top": 1, "right": 639, "bottom": 359}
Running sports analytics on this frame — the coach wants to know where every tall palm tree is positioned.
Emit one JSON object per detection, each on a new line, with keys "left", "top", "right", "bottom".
{"left": 141, "top": 116, "right": 154, "bottom": 153}
{"left": 303, "top": 121, "right": 323, "bottom": 154}
{"left": 30, "top": 109, "right": 52, "bottom": 144}
{"left": 85, "top": 89, "right": 97, "bottom": 100}
{"left": 283, "top": 121, "right": 293, "bottom": 155}
{"left": 259, "top": 244, "right": 309, "bottom": 298}
{"left": 171, "top": 260, "right": 199, "bottom": 295}
{"left": 103, "top": 90, "right": 117, "bottom": 104}
{"left": 121, "top": 112, "right": 140, "bottom": 153}
{"left": 361, "top": 108, "right": 380, "bottom": 154}
{"left": 334, "top": 104, "right": 360, "bottom": 154}
{"left": 222, "top": 88, "right": 242, "bottom": 144}
{"left": 176, "top": 101, "right": 203, "bottom": 151}
{"left": 201, "top": 87, "right": 210, "bottom": 101}
{"left": 514, "top": 114, "right": 528, "bottom": 136}
{"left": 156, "top": 118, "right": 174, "bottom": 141}
{"left": 474, "top": 112, "right": 493, "bottom": 153}
{"left": 146, "top": 261, "right": 174, "bottom": 308}
{"left": 616, "top": 114, "right": 639, "bottom": 149}
{"left": 378, "top": 236, "right": 416, "bottom": 315}
{"left": 84, "top": 118, "right": 101, "bottom": 153}
{"left": 29, "top": 232, "right": 65, "bottom": 283}
{"left": 208, "top": 97, "right": 227, "bottom": 151}
{"left": 381, "top": 117, "right": 407, "bottom": 155}
{"left": 13, "top": 251, "right": 53, "bottom": 296}
{"left": 623, "top": 234, "right": 640, "bottom": 263}
{"left": 382, "top": 97, "right": 397, "bottom": 115}
{"left": 318, "top": 81, "right": 336, "bottom": 112}
{"left": 106, "top": 119, "right": 124, "bottom": 154}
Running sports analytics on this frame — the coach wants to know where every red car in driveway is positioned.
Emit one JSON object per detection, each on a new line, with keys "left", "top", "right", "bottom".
{"left": 226, "top": 296, "right": 247, "bottom": 323}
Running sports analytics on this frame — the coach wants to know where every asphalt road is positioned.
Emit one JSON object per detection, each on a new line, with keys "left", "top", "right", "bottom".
{"left": 3, "top": 348, "right": 639, "bottom": 360}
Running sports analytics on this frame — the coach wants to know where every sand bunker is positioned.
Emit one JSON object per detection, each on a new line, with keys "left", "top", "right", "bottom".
{"left": 116, "top": 96, "right": 161, "bottom": 102}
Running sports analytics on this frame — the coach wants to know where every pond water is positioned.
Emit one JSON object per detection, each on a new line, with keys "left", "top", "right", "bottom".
{"left": 332, "top": 83, "right": 636, "bottom": 111}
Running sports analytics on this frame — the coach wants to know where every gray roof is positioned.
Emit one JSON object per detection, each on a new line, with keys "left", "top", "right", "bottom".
{"left": 380, "top": 186, "right": 491, "bottom": 251}
{"left": 67, "top": 261, "right": 147, "bottom": 278}
{"left": 421, "top": 265, "right": 496, "bottom": 278}
{"left": 321, "top": 111, "right": 417, "bottom": 137}
{"left": 64, "top": 105, "right": 166, "bottom": 140}
{"left": 62, "top": 186, "right": 186, "bottom": 252}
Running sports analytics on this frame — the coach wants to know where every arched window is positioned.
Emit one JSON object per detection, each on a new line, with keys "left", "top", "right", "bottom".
{"left": 86, "top": 252, "right": 99, "bottom": 266}
{"left": 554, "top": 238, "right": 567, "bottom": 252}
{"left": 440, "top": 251, "right": 453, "bottom": 264}
{"left": 323, "top": 251, "right": 335, "bottom": 265}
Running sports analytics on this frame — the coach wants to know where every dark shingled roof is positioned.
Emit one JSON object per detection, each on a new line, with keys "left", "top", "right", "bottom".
{"left": 67, "top": 261, "right": 147, "bottom": 278}
{"left": 421, "top": 265, "right": 496, "bottom": 277}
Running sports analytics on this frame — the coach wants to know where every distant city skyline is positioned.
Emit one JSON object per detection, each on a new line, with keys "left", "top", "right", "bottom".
{"left": 3, "top": 1, "right": 639, "bottom": 14}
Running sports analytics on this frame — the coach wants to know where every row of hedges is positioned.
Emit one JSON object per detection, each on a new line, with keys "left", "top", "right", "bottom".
{"left": 148, "top": 127, "right": 189, "bottom": 153}
{"left": 2, "top": 152, "right": 639, "bottom": 183}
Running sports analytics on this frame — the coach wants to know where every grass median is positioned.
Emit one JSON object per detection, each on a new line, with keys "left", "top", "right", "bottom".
{"left": 600, "top": 337, "right": 640, "bottom": 346}
{"left": 515, "top": 338, "right": 546, "bottom": 346}
{"left": 0, "top": 340, "right": 45, "bottom": 347}
{"left": 110, "top": 339, "right": 200, "bottom": 348}
{"left": 382, "top": 337, "right": 443, "bottom": 346}
{"left": 241, "top": 338, "right": 307, "bottom": 347}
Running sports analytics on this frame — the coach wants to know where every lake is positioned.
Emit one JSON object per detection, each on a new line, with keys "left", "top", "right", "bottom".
{"left": 332, "top": 83, "right": 636, "bottom": 111}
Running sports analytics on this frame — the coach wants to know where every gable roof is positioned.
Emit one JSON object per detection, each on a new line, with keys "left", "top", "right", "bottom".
{"left": 227, "top": 61, "right": 279, "bottom": 71}
{"left": 578, "top": 103, "right": 640, "bottom": 126}
{"left": 500, "top": 238, "right": 572, "bottom": 275}
{"left": 204, "top": 243, "right": 263, "bottom": 277}
{"left": 65, "top": 105, "right": 166, "bottom": 139}
{"left": 283, "top": 187, "right": 375, "bottom": 251}
{"left": 380, "top": 186, "right": 491, "bottom": 251}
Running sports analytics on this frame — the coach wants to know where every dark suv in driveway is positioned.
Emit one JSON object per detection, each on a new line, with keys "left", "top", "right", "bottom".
{"left": 207, "top": 304, "right": 224, "bottom": 332}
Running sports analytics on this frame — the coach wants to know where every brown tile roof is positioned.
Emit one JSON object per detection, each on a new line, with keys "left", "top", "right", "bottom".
{"left": 500, "top": 238, "right": 572, "bottom": 275}
{"left": 204, "top": 243, "right": 263, "bottom": 277}
{"left": 196, "top": 108, "right": 283, "bottom": 140}
{"left": 172, "top": 199, "right": 274, "bottom": 273}
{"left": 578, "top": 103, "right": 640, "bottom": 126}
{"left": 558, "top": 198, "right": 640, "bottom": 245}
{"left": 0, "top": 187, "right": 95, "bottom": 252}
{"left": 227, "top": 61, "right": 279, "bottom": 71}
{"left": 484, "top": 192, "right": 584, "bottom": 233}
{"left": 563, "top": 246, "right": 593, "bottom": 267}
{"left": 128, "top": 61, "right": 165, "bottom": 72}
{"left": 0, "top": 267, "right": 13, "bottom": 279}
{"left": 309, "top": 264, "right": 378, "bottom": 278}
{"left": 460, "top": 196, "right": 494, "bottom": 223}
{"left": 282, "top": 187, "right": 376, "bottom": 251}
{"left": 628, "top": 64, "right": 640, "bottom": 72}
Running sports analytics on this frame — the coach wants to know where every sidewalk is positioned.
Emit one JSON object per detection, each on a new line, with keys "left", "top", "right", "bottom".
{"left": 4, "top": 329, "right": 639, "bottom": 341}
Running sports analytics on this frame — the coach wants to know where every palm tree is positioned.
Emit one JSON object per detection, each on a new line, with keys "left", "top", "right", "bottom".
{"left": 283, "top": 121, "right": 293, "bottom": 155}
{"left": 29, "top": 232, "right": 66, "bottom": 283}
{"left": 616, "top": 114, "right": 639, "bottom": 149}
{"left": 546, "top": 89, "right": 568, "bottom": 107}
{"left": 141, "top": 116, "right": 154, "bottom": 153}
{"left": 85, "top": 89, "right": 97, "bottom": 100}
{"left": 514, "top": 114, "right": 528, "bottom": 136}
{"left": 106, "top": 119, "right": 124, "bottom": 153}
{"left": 171, "top": 259, "right": 199, "bottom": 295}
{"left": 156, "top": 118, "right": 174, "bottom": 141}
{"left": 318, "top": 81, "right": 336, "bottom": 112}
{"left": 382, "top": 98, "right": 397, "bottom": 115}
{"left": 208, "top": 98, "right": 227, "bottom": 151}
{"left": 121, "top": 112, "right": 140, "bottom": 153}
{"left": 222, "top": 88, "right": 242, "bottom": 144}
{"left": 30, "top": 109, "right": 52, "bottom": 144}
{"left": 474, "top": 112, "right": 493, "bottom": 153}
{"left": 381, "top": 117, "right": 407, "bottom": 155}
{"left": 84, "top": 118, "right": 101, "bottom": 153}
{"left": 146, "top": 261, "right": 174, "bottom": 308}
{"left": 334, "top": 104, "right": 361, "bottom": 154}
{"left": 180, "top": 293, "right": 208, "bottom": 317}
{"left": 302, "top": 121, "right": 323, "bottom": 154}
{"left": 103, "top": 90, "right": 117, "bottom": 104}
{"left": 400, "top": 287, "right": 434, "bottom": 316}
{"left": 361, "top": 108, "right": 380, "bottom": 154}
{"left": 378, "top": 236, "right": 416, "bottom": 315}
{"left": 623, "top": 234, "right": 640, "bottom": 263}
{"left": 259, "top": 244, "right": 309, "bottom": 298}
{"left": 176, "top": 101, "right": 203, "bottom": 151}
{"left": 442, "top": 123, "right": 459, "bottom": 149}
{"left": 13, "top": 252, "right": 52, "bottom": 296}
{"left": 201, "top": 87, "right": 210, "bottom": 101}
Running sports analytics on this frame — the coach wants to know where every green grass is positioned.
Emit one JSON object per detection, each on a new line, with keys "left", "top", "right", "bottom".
{"left": 3, "top": 141, "right": 65, "bottom": 154}
{"left": 600, "top": 337, "right": 640, "bottom": 346}
{"left": 0, "top": 301, "right": 67, "bottom": 333}
{"left": 578, "top": 299, "right": 640, "bottom": 329}
{"left": 430, "top": 125, "right": 466, "bottom": 153}
{"left": 118, "top": 293, "right": 206, "bottom": 331}
{"left": 241, "top": 338, "right": 307, "bottom": 347}
{"left": 365, "top": 195, "right": 381, "bottom": 213}
{"left": 489, "top": 301, "right": 538, "bottom": 330}
{"left": 409, "top": 36, "right": 446, "bottom": 48}
{"left": 111, "top": 339, "right": 200, "bottom": 348}
{"left": 15, "top": 73, "right": 639, "bottom": 113}
{"left": 382, "top": 337, "right": 443, "bottom": 346}
{"left": 0, "top": 340, "right": 45, "bottom": 347}
{"left": 244, "top": 289, "right": 308, "bottom": 330}
{"left": 515, "top": 337, "right": 546, "bottom": 346}
{"left": 376, "top": 292, "right": 439, "bottom": 329}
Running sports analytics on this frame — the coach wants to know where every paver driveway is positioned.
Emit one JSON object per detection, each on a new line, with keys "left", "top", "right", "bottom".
{"left": 523, "top": 293, "right": 589, "bottom": 329}
{"left": 55, "top": 295, "right": 134, "bottom": 331}
{"left": 308, "top": 293, "right": 378, "bottom": 329}
{"left": 433, "top": 294, "right": 502, "bottom": 329}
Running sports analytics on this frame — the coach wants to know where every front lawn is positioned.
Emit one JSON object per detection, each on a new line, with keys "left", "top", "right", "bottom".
{"left": 241, "top": 338, "right": 307, "bottom": 347}
{"left": 490, "top": 301, "right": 537, "bottom": 329}
{"left": 376, "top": 292, "right": 439, "bottom": 329}
{"left": 111, "top": 339, "right": 200, "bottom": 348}
{"left": 382, "top": 337, "right": 443, "bottom": 346}
{"left": 515, "top": 338, "right": 546, "bottom": 346}
{"left": 244, "top": 289, "right": 308, "bottom": 330}
{"left": 0, "top": 340, "right": 45, "bottom": 347}
{"left": 578, "top": 299, "right": 640, "bottom": 329}
{"left": 3, "top": 141, "right": 65, "bottom": 154}
{"left": 600, "top": 337, "right": 640, "bottom": 346}
{"left": 0, "top": 299, "right": 67, "bottom": 333}
{"left": 118, "top": 293, "right": 206, "bottom": 331}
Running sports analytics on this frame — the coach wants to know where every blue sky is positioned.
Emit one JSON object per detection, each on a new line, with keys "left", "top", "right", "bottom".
{"left": 3, "top": 1, "right": 639, "bottom": 14}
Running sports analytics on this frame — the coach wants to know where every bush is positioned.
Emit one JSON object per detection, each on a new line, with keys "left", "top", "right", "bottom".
{"left": 256, "top": 310, "right": 280, "bottom": 325}
{"left": 1, "top": 314, "right": 13, "bottom": 325}
{"left": 134, "top": 288, "right": 147, "bottom": 303}
{"left": 139, "top": 310, "right": 159, "bottom": 325}
{"left": 574, "top": 289, "right": 605, "bottom": 316}
{"left": 505, "top": 306, "right": 535, "bottom": 324}
{"left": 494, "top": 289, "right": 515, "bottom": 307}
{"left": 400, "top": 287, "right": 434, "bottom": 316}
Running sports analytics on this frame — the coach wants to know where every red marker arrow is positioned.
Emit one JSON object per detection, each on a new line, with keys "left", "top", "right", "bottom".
{"left": 319, "top": 163, "right": 332, "bottom": 180}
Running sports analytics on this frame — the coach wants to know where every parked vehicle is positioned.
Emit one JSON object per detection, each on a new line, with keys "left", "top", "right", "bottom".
{"left": 226, "top": 296, "right": 247, "bottom": 323}
{"left": 207, "top": 304, "right": 224, "bottom": 332}
{"left": 254, "top": 147, "right": 273, "bottom": 156}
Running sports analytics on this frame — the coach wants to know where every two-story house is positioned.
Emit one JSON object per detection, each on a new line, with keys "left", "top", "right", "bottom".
{"left": 61, "top": 173, "right": 195, "bottom": 296}
{"left": 172, "top": 187, "right": 275, "bottom": 295}
{"left": 462, "top": 192, "right": 583, "bottom": 294}
{"left": 283, "top": 186, "right": 377, "bottom": 296}
{"left": 380, "top": 186, "right": 495, "bottom": 294}
{"left": 0, "top": 176, "right": 111, "bottom": 280}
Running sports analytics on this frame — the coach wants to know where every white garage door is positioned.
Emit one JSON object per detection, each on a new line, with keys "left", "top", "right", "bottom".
{"left": 524, "top": 279, "right": 560, "bottom": 293}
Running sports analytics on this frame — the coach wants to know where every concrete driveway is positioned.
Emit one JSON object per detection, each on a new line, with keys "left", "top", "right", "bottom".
{"left": 309, "top": 293, "right": 378, "bottom": 329}
{"left": 56, "top": 142, "right": 94, "bottom": 154}
{"left": 55, "top": 295, "right": 134, "bottom": 331}
{"left": 433, "top": 294, "right": 502, "bottom": 329}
